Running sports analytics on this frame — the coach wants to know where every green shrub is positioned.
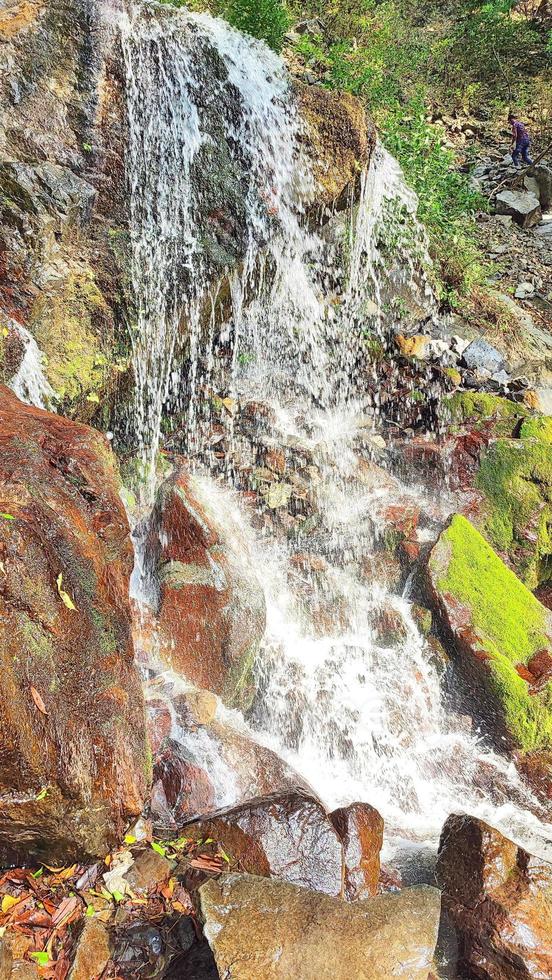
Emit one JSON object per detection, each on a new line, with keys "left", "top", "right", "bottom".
{"left": 221, "top": 0, "right": 290, "bottom": 51}
{"left": 159, "top": 0, "right": 289, "bottom": 52}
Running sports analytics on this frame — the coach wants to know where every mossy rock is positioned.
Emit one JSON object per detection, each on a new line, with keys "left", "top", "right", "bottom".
{"left": 429, "top": 515, "right": 552, "bottom": 754}
{"left": 519, "top": 416, "right": 552, "bottom": 445}
{"left": 476, "top": 437, "right": 552, "bottom": 589}
{"left": 30, "top": 269, "right": 115, "bottom": 411}
{"left": 444, "top": 392, "right": 527, "bottom": 435}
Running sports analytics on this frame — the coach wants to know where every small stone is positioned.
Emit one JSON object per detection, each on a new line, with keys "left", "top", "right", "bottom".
{"left": 515, "top": 281, "right": 535, "bottom": 299}
{"left": 395, "top": 334, "right": 431, "bottom": 359}
{"left": 491, "top": 370, "right": 511, "bottom": 386}
{"left": 526, "top": 388, "right": 552, "bottom": 414}
{"left": 369, "top": 434, "right": 386, "bottom": 451}
{"left": 68, "top": 920, "right": 110, "bottom": 980}
{"left": 124, "top": 848, "right": 173, "bottom": 895}
{"left": 461, "top": 338, "right": 506, "bottom": 374}
{"left": 450, "top": 335, "right": 470, "bottom": 355}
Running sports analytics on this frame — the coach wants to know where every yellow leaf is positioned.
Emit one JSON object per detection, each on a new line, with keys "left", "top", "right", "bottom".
{"left": 2, "top": 328, "right": 9, "bottom": 338}
{"left": 57, "top": 864, "right": 78, "bottom": 880}
{"left": 86, "top": 393, "right": 100, "bottom": 404}
{"left": 56, "top": 573, "right": 77, "bottom": 611}
{"left": 1, "top": 895, "right": 18, "bottom": 913}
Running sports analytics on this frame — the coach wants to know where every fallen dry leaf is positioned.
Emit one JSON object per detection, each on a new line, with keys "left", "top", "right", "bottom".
{"left": 51, "top": 896, "right": 80, "bottom": 929}
{"left": 30, "top": 686, "right": 48, "bottom": 716}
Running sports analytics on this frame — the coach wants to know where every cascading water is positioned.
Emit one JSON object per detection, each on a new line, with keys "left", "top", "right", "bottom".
{"left": 5, "top": 319, "right": 55, "bottom": 410}
{"left": 122, "top": 0, "right": 552, "bottom": 865}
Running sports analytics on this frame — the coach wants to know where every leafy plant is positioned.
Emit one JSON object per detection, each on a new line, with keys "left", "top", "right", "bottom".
{"left": 220, "top": 0, "right": 290, "bottom": 51}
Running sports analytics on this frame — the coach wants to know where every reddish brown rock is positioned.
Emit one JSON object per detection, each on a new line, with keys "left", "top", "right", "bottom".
{"left": 152, "top": 743, "right": 216, "bottom": 829}
{"left": 0, "top": 387, "right": 147, "bottom": 863}
{"left": 123, "top": 848, "right": 173, "bottom": 896}
{"left": 379, "top": 864, "right": 403, "bottom": 893}
{"left": 145, "top": 680, "right": 311, "bottom": 830}
{"left": 151, "top": 466, "right": 265, "bottom": 710}
{"left": 184, "top": 792, "right": 344, "bottom": 897}
{"left": 68, "top": 920, "right": 110, "bottom": 980}
{"left": 436, "top": 813, "right": 552, "bottom": 979}
{"left": 330, "top": 803, "right": 383, "bottom": 900}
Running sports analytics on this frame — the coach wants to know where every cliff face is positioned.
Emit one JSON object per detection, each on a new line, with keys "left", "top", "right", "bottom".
{"left": 0, "top": 0, "right": 373, "bottom": 429}
{"left": 0, "top": 0, "right": 130, "bottom": 420}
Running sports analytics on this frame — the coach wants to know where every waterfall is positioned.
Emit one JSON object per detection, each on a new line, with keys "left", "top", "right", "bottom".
{"left": 121, "top": 1, "right": 552, "bottom": 862}
{"left": 7, "top": 321, "right": 55, "bottom": 410}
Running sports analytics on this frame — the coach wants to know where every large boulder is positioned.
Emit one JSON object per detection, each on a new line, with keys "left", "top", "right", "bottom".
{"left": 495, "top": 190, "right": 542, "bottom": 228}
{"left": 183, "top": 791, "right": 344, "bottom": 897}
{"left": 200, "top": 873, "right": 441, "bottom": 979}
{"left": 475, "top": 435, "right": 552, "bottom": 590}
{"left": 427, "top": 514, "right": 552, "bottom": 760}
{"left": 436, "top": 814, "right": 552, "bottom": 979}
{"left": 439, "top": 396, "right": 551, "bottom": 588}
{"left": 147, "top": 466, "right": 266, "bottom": 711}
{"left": 295, "top": 82, "right": 374, "bottom": 207}
{"left": 145, "top": 677, "right": 310, "bottom": 830}
{"left": 0, "top": 387, "right": 147, "bottom": 863}
{"left": 530, "top": 163, "right": 552, "bottom": 211}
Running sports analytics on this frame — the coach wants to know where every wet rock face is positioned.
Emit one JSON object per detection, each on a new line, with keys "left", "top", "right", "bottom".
{"left": 200, "top": 873, "right": 441, "bottom": 979}
{"left": 0, "top": 386, "right": 147, "bottom": 863}
{"left": 436, "top": 814, "right": 552, "bottom": 979}
{"left": 295, "top": 81, "right": 374, "bottom": 208}
{"left": 184, "top": 792, "right": 344, "bottom": 897}
{"left": 148, "top": 466, "right": 266, "bottom": 711}
{"left": 0, "top": 0, "right": 130, "bottom": 416}
{"left": 330, "top": 802, "right": 384, "bottom": 899}
{"left": 146, "top": 681, "right": 311, "bottom": 831}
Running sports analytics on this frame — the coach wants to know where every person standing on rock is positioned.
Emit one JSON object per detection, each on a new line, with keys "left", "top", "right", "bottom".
{"left": 509, "top": 113, "right": 534, "bottom": 167}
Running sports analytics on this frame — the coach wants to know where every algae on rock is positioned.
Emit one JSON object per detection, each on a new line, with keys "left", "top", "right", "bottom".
{"left": 476, "top": 438, "right": 552, "bottom": 589}
{"left": 429, "top": 514, "right": 552, "bottom": 755}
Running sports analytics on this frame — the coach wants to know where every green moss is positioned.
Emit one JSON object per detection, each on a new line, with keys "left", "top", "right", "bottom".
{"left": 476, "top": 439, "right": 552, "bottom": 589}
{"left": 519, "top": 416, "right": 552, "bottom": 445}
{"left": 445, "top": 392, "right": 526, "bottom": 427}
{"left": 434, "top": 515, "right": 552, "bottom": 751}
{"left": 444, "top": 367, "right": 461, "bottom": 387}
{"left": 31, "top": 270, "right": 111, "bottom": 406}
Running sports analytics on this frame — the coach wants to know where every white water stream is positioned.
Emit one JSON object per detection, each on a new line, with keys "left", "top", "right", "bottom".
{"left": 122, "top": 0, "right": 552, "bottom": 863}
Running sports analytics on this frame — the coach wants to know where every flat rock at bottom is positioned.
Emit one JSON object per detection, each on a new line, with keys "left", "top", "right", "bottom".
{"left": 200, "top": 873, "right": 441, "bottom": 980}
